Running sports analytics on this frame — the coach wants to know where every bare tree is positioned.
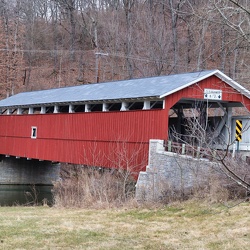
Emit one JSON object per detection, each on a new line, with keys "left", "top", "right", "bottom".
{"left": 123, "top": 0, "right": 135, "bottom": 79}
{"left": 0, "top": 0, "right": 250, "bottom": 95}
{"left": 207, "top": 0, "right": 250, "bottom": 78}
{"left": 0, "top": 0, "right": 24, "bottom": 97}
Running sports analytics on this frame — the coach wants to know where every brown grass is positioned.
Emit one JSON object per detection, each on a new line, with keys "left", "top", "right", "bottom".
{"left": 53, "top": 166, "right": 136, "bottom": 208}
{"left": 0, "top": 200, "right": 249, "bottom": 249}
{"left": 53, "top": 163, "right": 249, "bottom": 209}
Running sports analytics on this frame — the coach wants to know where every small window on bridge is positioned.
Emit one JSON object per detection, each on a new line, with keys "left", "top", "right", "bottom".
{"left": 31, "top": 126, "right": 37, "bottom": 139}
{"left": 74, "top": 104, "right": 85, "bottom": 113}
{"left": 89, "top": 104, "right": 103, "bottom": 112}
{"left": 109, "top": 103, "right": 121, "bottom": 111}
{"left": 22, "top": 108, "right": 29, "bottom": 114}
{"left": 150, "top": 101, "right": 163, "bottom": 109}
{"left": 1, "top": 109, "right": 7, "bottom": 115}
{"left": 128, "top": 102, "right": 144, "bottom": 110}
{"left": 46, "top": 106, "right": 54, "bottom": 113}
{"left": 33, "top": 107, "right": 41, "bottom": 114}
{"left": 58, "top": 105, "right": 69, "bottom": 113}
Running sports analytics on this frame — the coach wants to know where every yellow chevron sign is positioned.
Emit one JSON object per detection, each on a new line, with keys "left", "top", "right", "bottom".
{"left": 235, "top": 120, "right": 242, "bottom": 141}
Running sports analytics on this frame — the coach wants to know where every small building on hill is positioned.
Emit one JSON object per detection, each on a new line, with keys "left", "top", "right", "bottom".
{"left": 0, "top": 69, "right": 250, "bottom": 173}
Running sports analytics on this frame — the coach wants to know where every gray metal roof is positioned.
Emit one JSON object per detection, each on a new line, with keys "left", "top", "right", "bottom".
{"left": 0, "top": 69, "right": 248, "bottom": 108}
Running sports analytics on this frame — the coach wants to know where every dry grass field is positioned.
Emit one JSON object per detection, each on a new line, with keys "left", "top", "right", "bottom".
{"left": 0, "top": 201, "right": 249, "bottom": 250}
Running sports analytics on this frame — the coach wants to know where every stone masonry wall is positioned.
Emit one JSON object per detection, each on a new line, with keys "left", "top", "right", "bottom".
{"left": 136, "top": 140, "right": 220, "bottom": 202}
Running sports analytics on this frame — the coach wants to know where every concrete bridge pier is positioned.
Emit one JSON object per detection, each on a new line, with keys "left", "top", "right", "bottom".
{"left": 0, "top": 155, "right": 60, "bottom": 185}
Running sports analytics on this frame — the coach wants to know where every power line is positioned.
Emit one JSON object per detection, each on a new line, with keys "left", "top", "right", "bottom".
{"left": 0, "top": 48, "right": 96, "bottom": 54}
{"left": 0, "top": 48, "right": 250, "bottom": 80}
{"left": 0, "top": 46, "right": 249, "bottom": 71}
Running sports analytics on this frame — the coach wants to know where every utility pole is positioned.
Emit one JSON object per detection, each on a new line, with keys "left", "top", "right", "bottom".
{"left": 95, "top": 52, "right": 109, "bottom": 83}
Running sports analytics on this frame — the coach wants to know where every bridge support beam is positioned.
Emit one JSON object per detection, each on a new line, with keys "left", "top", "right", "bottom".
{"left": 0, "top": 155, "right": 60, "bottom": 185}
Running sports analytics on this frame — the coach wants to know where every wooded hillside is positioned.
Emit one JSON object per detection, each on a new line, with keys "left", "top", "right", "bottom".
{"left": 0, "top": 0, "right": 249, "bottom": 98}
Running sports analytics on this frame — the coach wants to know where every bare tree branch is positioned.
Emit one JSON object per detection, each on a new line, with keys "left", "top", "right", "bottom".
{"left": 228, "top": 0, "right": 250, "bottom": 16}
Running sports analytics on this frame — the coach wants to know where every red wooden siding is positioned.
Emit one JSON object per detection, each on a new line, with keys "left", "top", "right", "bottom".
{"left": 168, "top": 76, "right": 250, "bottom": 105}
{"left": 164, "top": 76, "right": 250, "bottom": 139}
{"left": 162, "top": 76, "right": 250, "bottom": 111}
{"left": 1, "top": 75, "right": 250, "bottom": 173}
{"left": 0, "top": 109, "right": 167, "bottom": 172}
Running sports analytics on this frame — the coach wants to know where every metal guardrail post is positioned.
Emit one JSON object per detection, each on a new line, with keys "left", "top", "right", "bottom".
{"left": 232, "top": 142, "right": 236, "bottom": 158}
{"left": 168, "top": 141, "right": 172, "bottom": 152}
{"left": 196, "top": 146, "right": 200, "bottom": 158}
{"left": 181, "top": 144, "right": 185, "bottom": 155}
{"left": 212, "top": 149, "right": 217, "bottom": 160}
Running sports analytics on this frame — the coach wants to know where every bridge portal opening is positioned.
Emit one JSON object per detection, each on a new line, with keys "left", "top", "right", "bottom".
{"left": 168, "top": 98, "right": 246, "bottom": 148}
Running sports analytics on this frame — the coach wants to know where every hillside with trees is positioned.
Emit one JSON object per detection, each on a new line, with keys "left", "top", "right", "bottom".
{"left": 0, "top": 0, "right": 249, "bottom": 98}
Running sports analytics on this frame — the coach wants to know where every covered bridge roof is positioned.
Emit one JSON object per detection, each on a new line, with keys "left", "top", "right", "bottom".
{"left": 0, "top": 69, "right": 249, "bottom": 108}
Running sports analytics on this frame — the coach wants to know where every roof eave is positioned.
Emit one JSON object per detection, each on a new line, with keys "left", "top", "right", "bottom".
{"left": 214, "top": 70, "right": 250, "bottom": 99}
{"left": 159, "top": 69, "right": 250, "bottom": 100}
{"left": 159, "top": 70, "right": 218, "bottom": 98}
{"left": 0, "top": 96, "right": 163, "bottom": 109}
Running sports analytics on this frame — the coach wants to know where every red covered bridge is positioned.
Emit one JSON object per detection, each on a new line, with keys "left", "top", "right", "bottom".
{"left": 0, "top": 69, "right": 250, "bottom": 173}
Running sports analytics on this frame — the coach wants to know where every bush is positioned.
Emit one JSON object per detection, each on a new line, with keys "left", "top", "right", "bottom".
{"left": 53, "top": 164, "right": 136, "bottom": 208}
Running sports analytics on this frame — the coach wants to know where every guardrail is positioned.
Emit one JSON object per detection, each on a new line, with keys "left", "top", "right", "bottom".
{"left": 164, "top": 140, "right": 248, "bottom": 165}
{"left": 164, "top": 141, "right": 219, "bottom": 160}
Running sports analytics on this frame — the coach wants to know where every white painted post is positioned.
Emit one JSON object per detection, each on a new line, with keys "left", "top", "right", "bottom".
{"left": 53, "top": 105, "right": 59, "bottom": 113}
{"left": 143, "top": 100, "right": 150, "bottom": 110}
{"left": 102, "top": 103, "right": 109, "bottom": 111}
{"left": 226, "top": 106, "right": 232, "bottom": 145}
{"left": 7, "top": 109, "right": 11, "bottom": 115}
{"left": 17, "top": 108, "right": 23, "bottom": 115}
{"left": 196, "top": 146, "right": 200, "bottom": 158}
{"left": 232, "top": 142, "right": 236, "bottom": 158}
{"left": 162, "top": 100, "right": 165, "bottom": 109}
{"left": 85, "top": 104, "right": 91, "bottom": 112}
{"left": 40, "top": 106, "right": 46, "bottom": 114}
{"left": 28, "top": 107, "right": 34, "bottom": 114}
{"left": 69, "top": 104, "right": 74, "bottom": 113}
{"left": 181, "top": 144, "right": 185, "bottom": 155}
{"left": 212, "top": 149, "right": 217, "bottom": 159}
{"left": 168, "top": 141, "right": 172, "bottom": 152}
{"left": 121, "top": 102, "right": 128, "bottom": 111}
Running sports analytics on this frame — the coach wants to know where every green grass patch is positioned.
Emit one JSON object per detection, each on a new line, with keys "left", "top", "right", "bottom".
{"left": 0, "top": 202, "right": 249, "bottom": 249}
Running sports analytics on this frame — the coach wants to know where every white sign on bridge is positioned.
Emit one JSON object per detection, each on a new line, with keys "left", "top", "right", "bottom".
{"left": 204, "top": 89, "right": 222, "bottom": 100}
